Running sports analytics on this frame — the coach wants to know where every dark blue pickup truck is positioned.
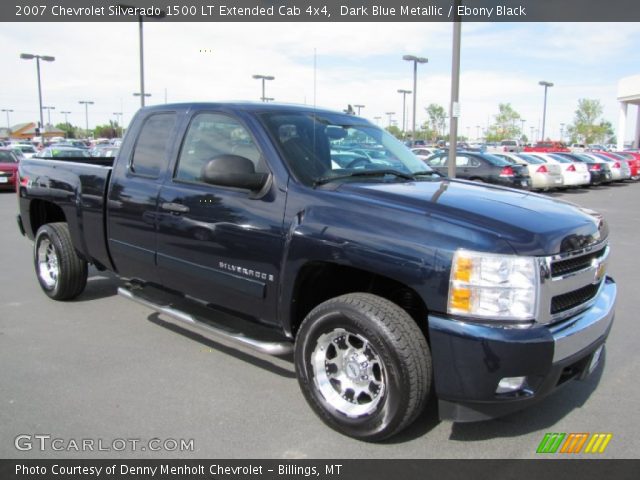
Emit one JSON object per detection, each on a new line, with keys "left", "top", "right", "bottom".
{"left": 17, "top": 103, "right": 616, "bottom": 441}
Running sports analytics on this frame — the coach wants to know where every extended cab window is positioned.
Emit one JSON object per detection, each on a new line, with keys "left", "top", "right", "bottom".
{"left": 175, "top": 113, "right": 265, "bottom": 184}
{"left": 130, "top": 113, "right": 177, "bottom": 177}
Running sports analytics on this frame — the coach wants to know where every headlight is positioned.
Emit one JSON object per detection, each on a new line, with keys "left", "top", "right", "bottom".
{"left": 447, "top": 250, "right": 539, "bottom": 321}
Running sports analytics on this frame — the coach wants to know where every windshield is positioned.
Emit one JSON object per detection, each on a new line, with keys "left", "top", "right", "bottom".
{"left": 260, "top": 111, "right": 433, "bottom": 186}
{"left": 0, "top": 150, "right": 17, "bottom": 163}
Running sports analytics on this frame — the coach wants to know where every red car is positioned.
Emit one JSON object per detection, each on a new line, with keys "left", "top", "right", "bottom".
{"left": 0, "top": 148, "right": 20, "bottom": 191}
{"left": 596, "top": 151, "right": 638, "bottom": 180}
{"left": 523, "top": 141, "right": 570, "bottom": 153}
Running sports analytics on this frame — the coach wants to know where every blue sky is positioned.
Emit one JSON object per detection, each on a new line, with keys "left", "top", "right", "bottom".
{"left": 1, "top": 21, "right": 639, "bottom": 141}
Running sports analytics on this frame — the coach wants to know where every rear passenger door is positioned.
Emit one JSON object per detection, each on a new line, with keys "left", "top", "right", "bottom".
{"left": 107, "top": 111, "right": 178, "bottom": 281}
{"left": 155, "top": 111, "right": 287, "bottom": 325}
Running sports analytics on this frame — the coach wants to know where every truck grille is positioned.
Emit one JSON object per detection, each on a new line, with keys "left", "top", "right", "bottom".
{"left": 551, "top": 248, "right": 606, "bottom": 277}
{"left": 551, "top": 282, "right": 601, "bottom": 314}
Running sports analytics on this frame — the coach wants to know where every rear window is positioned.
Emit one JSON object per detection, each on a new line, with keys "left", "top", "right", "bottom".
{"left": 548, "top": 154, "right": 571, "bottom": 163}
{"left": 478, "top": 153, "right": 510, "bottom": 166}
{"left": 131, "top": 113, "right": 177, "bottom": 177}
{"left": 517, "top": 154, "right": 544, "bottom": 165}
{"left": 501, "top": 140, "right": 517, "bottom": 146}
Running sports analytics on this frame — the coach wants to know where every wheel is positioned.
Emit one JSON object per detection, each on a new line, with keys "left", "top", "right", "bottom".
{"left": 34, "top": 222, "right": 88, "bottom": 300}
{"left": 294, "top": 293, "right": 431, "bottom": 441}
{"left": 470, "top": 177, "right": 485, "bottom": 183}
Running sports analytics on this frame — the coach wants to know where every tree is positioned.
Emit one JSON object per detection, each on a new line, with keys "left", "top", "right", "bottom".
{"left": 485, "top": 103, "right": 522, "bottom": 141}
{"left": 566, "top": 99, "right": 612, "bottom": 144}
{"left": 424, "top": 104, "right": 446, "bottom": 142}
{"left": 385, "top": 125, "right": 402, "bottom": 139}
{"left": 93, "top": 120, "right": 120, "bottom": 139}
{"left": 55, "top": 122, "right": 77, "bottom": 139}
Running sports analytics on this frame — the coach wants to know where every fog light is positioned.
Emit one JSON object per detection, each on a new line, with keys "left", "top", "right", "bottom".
{"left": 496, "top": 376, "right": 527, "bottom": 394}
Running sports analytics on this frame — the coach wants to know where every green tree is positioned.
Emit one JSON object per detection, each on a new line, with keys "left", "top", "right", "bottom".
{"left": 425, "top": 104, "right": 447, "bottom": 142}
{"left": 55, "top": 122, "right": 77, "bottom": 139}
{"left": 93, "top": 120, "right": 120, "bottom": 139}
{"left": 485, "top": 103, "right": 522, "bottom": 141}
{"left": 566, "top": 99, "right": 612, "bottom": 144}
{"left": 385, "top": 125, "right": 402, "bottom": 139}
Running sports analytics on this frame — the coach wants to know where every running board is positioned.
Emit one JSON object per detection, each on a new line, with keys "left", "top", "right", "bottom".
{"left": 117, "top": 287, "right": 293, "bottom": 356}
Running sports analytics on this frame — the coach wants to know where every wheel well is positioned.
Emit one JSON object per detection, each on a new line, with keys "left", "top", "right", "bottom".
{"left": 29, "top": 200, "right": 66, "bottom": 236}
{"left": 290, "top": 262, "right": 429, "bottom": 339}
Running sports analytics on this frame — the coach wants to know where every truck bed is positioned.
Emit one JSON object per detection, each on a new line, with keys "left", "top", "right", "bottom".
{"left": 18, "top": 157, "right": 114, "bottom": 270}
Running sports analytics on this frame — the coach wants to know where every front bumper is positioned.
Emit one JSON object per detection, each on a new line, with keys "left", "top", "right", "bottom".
{"left": 429, "top": 277, "right": 616, "bottom": 422}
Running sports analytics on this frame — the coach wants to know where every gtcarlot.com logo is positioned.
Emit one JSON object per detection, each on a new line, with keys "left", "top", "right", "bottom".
{"left": 536, "top": 432, "right": 613, "bottom": 454}
{"left": 15, "top": 434, "right": 195, "bottom": 453}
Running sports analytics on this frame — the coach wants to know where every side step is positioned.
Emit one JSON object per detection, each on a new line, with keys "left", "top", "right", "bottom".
{"left": 117, "top": 287, "right": 293, "bottom": 356}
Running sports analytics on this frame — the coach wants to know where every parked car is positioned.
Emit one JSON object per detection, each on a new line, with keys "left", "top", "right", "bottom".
{"left": 587, "top": 152, "right": 631, "bottom": 181}
{"left": 570, "top": 143, "right": 587, "bottom": 153}
{"left": 90, "top": 145, "right": 120, "bottom": 158}
{"left": 493, "top": 152, "right": 563, "bottom": 191}
{"left": 35, "top": 147, "right": 91, "bottom": 159}
{"left": 426, "top": 151, "right": 531, "bottom": 189}
{"left": 10, "top": 143, "right": 38, "bottom": 159}
{"left": 553, "top": 152, "right": 613, "bottom": 186}
{"left": 525, "top": 153, "right": 591, "bottom": 188}
{"left": 16, "top": 102, "right": 616, "bottom": 441}
{"left": 411, "top": 147, "right": 440, "bottom": 161}
{"left": 52, "top": 140, "right": 90, "bottom": 150}
{"left": 524, "top": 141, "right": 570, "bottom": 153}
{"left": 0, "top": 147, "right": 19, "bottom": 190}
{"left": 619, "top": 151, "right": 640, "bottom": 180}
{"left": 500, "top": 139, "right": 523, "bottom": 152}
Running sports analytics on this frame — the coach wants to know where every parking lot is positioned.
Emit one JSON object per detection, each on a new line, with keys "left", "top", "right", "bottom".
{"left": 0, "top": 183, "right": 638, "bottom": 459}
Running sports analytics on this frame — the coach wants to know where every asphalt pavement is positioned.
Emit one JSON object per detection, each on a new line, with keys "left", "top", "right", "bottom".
{"left": 1, "top": 183, "right": 638, "bottom": 459}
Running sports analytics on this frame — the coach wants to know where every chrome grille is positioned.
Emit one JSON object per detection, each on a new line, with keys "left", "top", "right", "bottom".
{"left": 537, "top": 242, "right": 608, "bottom": 324}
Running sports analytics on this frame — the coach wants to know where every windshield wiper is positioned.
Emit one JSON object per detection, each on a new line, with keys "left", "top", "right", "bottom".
{"left": 412, "top": 170, "right": 442, "bottom": 177}
{"left": 313, "top": 169, "right": 415, "bottom": 187}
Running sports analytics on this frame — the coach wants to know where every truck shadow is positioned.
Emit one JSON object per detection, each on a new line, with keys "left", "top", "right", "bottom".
{"left": 73, "top": 270, "right": 120, "bottom": 301}
{"left": 147, "top": 312, "right": 297, "bottom": 379}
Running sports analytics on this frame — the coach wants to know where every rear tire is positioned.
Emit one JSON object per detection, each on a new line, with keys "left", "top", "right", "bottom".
{"left": 34, "top": 222, "right": 88, "bottom": 300}
{"left": 294, "top": 293, "right": 431, "bottom": 441}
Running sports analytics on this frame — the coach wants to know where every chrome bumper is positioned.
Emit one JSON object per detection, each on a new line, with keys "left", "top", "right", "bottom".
{"left": 550, "top": 277, "right": 616, "bottom": 362}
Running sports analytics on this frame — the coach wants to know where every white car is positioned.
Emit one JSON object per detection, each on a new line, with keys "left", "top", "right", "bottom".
{"left": 527, "top": 153, "right": 591, "bottom": 187}
{"left": 493, "top": 152, "right": 563, "bottom": 191}
{"left": 585, "top": 153, "right": 631, "bottom": 181}
{"left": 10, "top": 143, "right": 37, "bottom": 159}
{"left": 411, "top": 147, "right": 440, "bottom": 162}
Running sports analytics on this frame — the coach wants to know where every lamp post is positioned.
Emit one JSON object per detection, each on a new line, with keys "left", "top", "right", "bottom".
{"left": 402, "top": 55, "right": 428, "bottom": 144}
{"left": 252, "top": 74, "right": 275, "bottom": 102}
{"left": 539, "top": 80, "right": 554, "bottom": 141}
{"left": 78, "top": 101, "right": 94, "bottom": 138}
{"left": 118, "top": 5, "right": 166, "bottom": 107}
{"left": 113, "top": 112, "right": 123, "bottom": 137}
{"left": 560, "top": 122, "right": 565, "bottom": 141}
{"left": 42, "top": 106, "right": 55, "bottom": 126}
{"left": 133, "top": 92, "right": 152, "bottom": 104}
{"left": 385, "top": 112, "right": 395, "bottom": 128}
{"left": 353, "top": 104, "right": 365, "bottom": 115}
{"left": 397, "top": 89, "right": 411, "bottom": 135}
{"left": 476, "top": 125, "right": 481, "bottom": 141}
{"left": 20, "top": 53, "right": 55, "bottom": 135}
{"left": 60, "top": 111, "right": 71, "bottom": 137}
{"left": 520, "top": 119, "right": 526, "bottom": 138}
{"left": 1, "top": 109, "right": 13, "bottom": 131}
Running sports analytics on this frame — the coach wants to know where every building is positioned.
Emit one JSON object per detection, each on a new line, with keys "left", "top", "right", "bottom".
{"left": 8, "top": 123, "right": 65, "bottom": 141}
{"left": 617, "top": 74, "right": 640, "bottom": 150}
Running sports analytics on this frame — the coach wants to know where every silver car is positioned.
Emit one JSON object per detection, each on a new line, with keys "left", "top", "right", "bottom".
{"left": 494, "top": 152, "right": 563, "bottom": 190}
{"left": 586, "top": 153, "right": 631, "bottom": 181}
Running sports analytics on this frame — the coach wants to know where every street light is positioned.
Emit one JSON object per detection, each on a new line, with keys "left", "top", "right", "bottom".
{"left": 119, "top": 4, "right": 166, "bottom": 108}
{"left": 397, "top": 89, "right": 412, "bottom": 135}
{"left": 60, "top": 111, "right": 71, "bottom": 137}
{"left": 560, "top": 122, "right": 565, "bottom": 141}
{"left": 476, "top": 125, "right": 481, "bottom": 140}
{"left": 353, "top": 104, "right": 365, "bottom": 115}
{"left": 1, "top": 109, "right": 13, "bottom": 131}
{"left": 42, "top": 106, "right": 55, "bottom": 126}
{"left": 133, "top": 92, "right": 152, "bottom": 101}
{"left": 539, "top": 80, "right": 554, "bottom": 141}
{"left": 385, "top": 112, "right": 395, "bottom": 128}
{"left": 252, "top": 74, "right": 275, "bottom": 102}
{"left": 20, "top": 53, "right": 55, "bottom": 135}
{"left": 113, "top": 112, "right": 123, "bottom": 137}
{"left": 402, "top": 54, "right": 428, "bottom": 143}
{"left": 78, "top": 101, "right": 94, "bottom": 137}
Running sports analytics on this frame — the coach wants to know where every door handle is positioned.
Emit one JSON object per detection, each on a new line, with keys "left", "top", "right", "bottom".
{"left": 161, "top": 202, "right": 190, "bottom": 214}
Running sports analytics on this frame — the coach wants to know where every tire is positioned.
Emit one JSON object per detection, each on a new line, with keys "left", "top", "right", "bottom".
{"left": 34, "top": 222, "right": 88, "bottom": 300}
{"left": 294, "top": 293, "right": 432, "bottom": 441}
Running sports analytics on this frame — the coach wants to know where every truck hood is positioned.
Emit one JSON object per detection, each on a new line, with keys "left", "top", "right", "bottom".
{"left": 337, "top": 179, "right": 606, "bottom": 255}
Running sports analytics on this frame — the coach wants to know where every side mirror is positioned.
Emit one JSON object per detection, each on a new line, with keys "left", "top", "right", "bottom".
{"left": 201, "top": 154, "right": 268, "bottom": 191}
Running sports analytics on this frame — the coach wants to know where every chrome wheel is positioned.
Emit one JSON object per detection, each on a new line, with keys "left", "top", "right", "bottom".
{"left": 37, "top": 238, "right": 59, "bottom": 289}
{"left": 311, "top": 328, "right": 385, "bottom": 418}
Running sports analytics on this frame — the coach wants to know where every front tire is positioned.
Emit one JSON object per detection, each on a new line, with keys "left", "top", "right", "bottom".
{"left": 294, "top": 293, "right": 432, "bottom": 441}
{"left": 34, "top": 222, "right": 88, "bottom": 300}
